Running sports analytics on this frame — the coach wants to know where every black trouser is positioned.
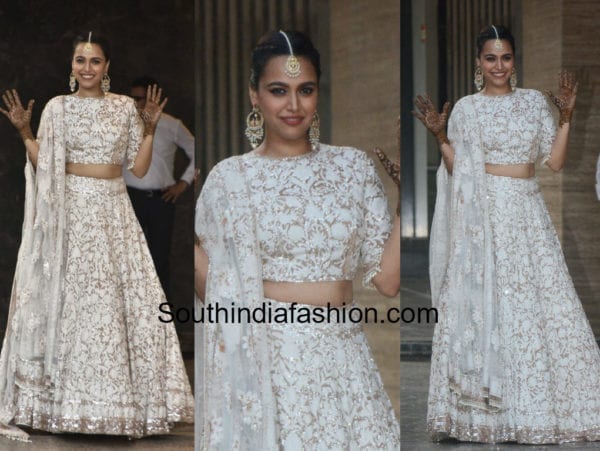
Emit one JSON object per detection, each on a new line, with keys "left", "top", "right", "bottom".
{"left": 127, "top": 186, "right": 175, "bottom": 297}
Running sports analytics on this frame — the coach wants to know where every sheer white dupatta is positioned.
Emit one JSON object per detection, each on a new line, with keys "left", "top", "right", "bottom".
{"left": 430, "top": 96, "right": 503, "bottom": 411}
{"left": 195, "top": 155, "right": 277, "bottom": 450}
{"left": 0, "top": 97, "right": 67, "bottom": 440}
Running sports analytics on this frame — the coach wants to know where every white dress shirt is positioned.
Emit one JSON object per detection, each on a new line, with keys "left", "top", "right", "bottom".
{"left": 123, "top": 112, "right": 195, "bottom": 190}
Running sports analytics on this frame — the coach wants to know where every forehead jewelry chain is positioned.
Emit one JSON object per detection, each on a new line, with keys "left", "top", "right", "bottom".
{"left": 491, "top": 25, "right": 504, "bottom": 51}
{"left": 84, "top": 31, "right": 93, "bottom": 52}
{"left": 279, "top": 30, "right": 301, "bottom": 78}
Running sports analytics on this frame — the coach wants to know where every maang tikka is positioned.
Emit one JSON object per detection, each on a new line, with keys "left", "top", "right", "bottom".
{"left": 84, "top": 31, "right": 93, "bottom": 52}
{"left": 279, "top": 30, "right": 301, "bottom": 78}
{"left": 491, "top": 25, "right": 504, "bottom": 51}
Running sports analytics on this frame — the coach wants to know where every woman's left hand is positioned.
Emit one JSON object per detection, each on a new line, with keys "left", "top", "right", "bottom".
{"left": 373, "top": 117, "right": 400, "bottom": 215}
{"left": 140, "top": 84, "right": 168, "bottom": 136}
{"left": 545, "top": 70, "right": 578, "bottom": 126}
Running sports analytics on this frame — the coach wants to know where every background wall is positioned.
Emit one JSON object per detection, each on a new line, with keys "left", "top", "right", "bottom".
{"left": 0, "top": 1, "right": 195, "bottom": 350}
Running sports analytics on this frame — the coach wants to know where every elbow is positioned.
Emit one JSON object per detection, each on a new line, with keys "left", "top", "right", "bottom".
{"left": 130, "top": 166, "right": 149, "bottom": 178}
{"left": 373, "top": 275, "right": 400, "bottom": 298}
{"left": 379, "top": 284, "right": 400, "bottom": 298}
{"left": 546, "top": 160, "right": 564, "bottom": 172}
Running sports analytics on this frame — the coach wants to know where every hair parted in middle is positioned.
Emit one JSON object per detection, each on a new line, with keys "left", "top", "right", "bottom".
{"left": 250, "top": 30, "right": 321, "bottom": 89}
{"left": 476, "top": 25, "right": 516, "bottom": 56}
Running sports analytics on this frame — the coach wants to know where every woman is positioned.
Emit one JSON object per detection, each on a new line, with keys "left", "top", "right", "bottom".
{"left": 414, "top": 25, "right": 600, "bottom": 443}
{"left": 0, "top": 32, "right": 194, "bottom": 441}
{"left": 195, "top": 30, "right": 400, "bottom": 450}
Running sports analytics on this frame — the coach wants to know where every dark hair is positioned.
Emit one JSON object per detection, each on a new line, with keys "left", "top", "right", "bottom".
{"left": 72, "top": 31, "right": 112, "bottom": 62}
{"left": 131, "top": 76, "right": 159, "bottom": 89}
{"left": 476, "top": 25, "right": 515, "bottom": 56}
{"left": 250, "top": 30, "right": 321, "bottom": 89}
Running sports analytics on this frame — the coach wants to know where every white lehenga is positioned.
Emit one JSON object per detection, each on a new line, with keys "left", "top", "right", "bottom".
{"left": 195, "top": 145, "right": 400, "bottom": 450}
{"left": 0, "top": 94, "right": 194, "bottom": 440}
{"left": 428, "top": 88, "right": 600, "bottom": 443}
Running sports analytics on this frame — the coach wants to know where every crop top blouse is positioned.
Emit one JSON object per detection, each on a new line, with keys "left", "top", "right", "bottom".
{"left": 198, "top": 144, "right": 392, "bottom": 287}
{"left": 40, "top": 94, "right": 143, "bottom": 169}
{"left": 448, "top": 88, "right": 557, "bottom": 165}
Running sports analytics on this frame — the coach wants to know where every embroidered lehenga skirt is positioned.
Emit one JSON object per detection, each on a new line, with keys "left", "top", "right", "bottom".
{"left": 265, "top": 298, "right": 400, "bottom": 450}
{"left": 9, "top": 175, "right": 194, "bottom": 436}
{"left": 428, "top": 174, "right": 600, "bottom": 443}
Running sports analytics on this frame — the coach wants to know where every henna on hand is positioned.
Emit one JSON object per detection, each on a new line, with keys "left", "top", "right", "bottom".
{"left": 0, "top": 89, "right": 35, "bottom": 142}
{"left": 545, "top": 70, "right": 578, "bottom": 127}
{"left": 140, "top": 84, "right": 168, "bottom": 137}
{"left": 373, "top": 117, "right": 401, "bottom": 216}
{"left": 411, "top": 94, "right": 450, "bottom": 145}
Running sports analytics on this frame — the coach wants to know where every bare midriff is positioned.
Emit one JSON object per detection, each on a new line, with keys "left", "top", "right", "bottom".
{"left": 485, "top": 163, "right": 535, "bottom": 178}
{"left": 263, "top": 280, "right": 353, "bottom": 307}
{"left": 66, "top": 163, "right": 123, "bottom": 179}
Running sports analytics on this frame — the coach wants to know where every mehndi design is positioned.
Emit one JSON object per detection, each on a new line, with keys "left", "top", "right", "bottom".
{"left": 0, "top": 89, "right": 35, "bottom": 142}
{"left": 545, "top": 69, "right": 578, "bottom": 127}
{"left": 411, "top": 94, "right": 451, "bottom": 146}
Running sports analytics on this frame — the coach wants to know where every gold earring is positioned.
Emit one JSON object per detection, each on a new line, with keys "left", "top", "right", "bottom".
{"left": 474, "top": 67, "right": 484, "bottom": 91}
{"left": 69, "top": 72, "right": 76, "bottom": 92}
{"left": 510, "top": 67, "right": 517, "bottom": 91}
{"left": 308, "top": 112, "right": 320, "bottom": 150}
{"left": 245, "top": 105, "right": 264, "bottom": 149}
{"left": 101, "top": 73, "right": 111, "bottom": 93}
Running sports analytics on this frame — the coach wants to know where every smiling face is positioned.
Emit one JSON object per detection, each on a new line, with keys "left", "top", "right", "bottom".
{"left": 249, "top": 55, "right": 318, "bottom": 147}
{"left": 476, "top": 39, "right": 514, "bottom": 93}
{"left": 71, "top": 42, "right": 110, "bottom": 95}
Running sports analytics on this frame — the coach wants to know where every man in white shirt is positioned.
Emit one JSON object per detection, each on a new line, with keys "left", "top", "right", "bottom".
{"left": 123, "top": 76, "right": 195, "bottom": 297}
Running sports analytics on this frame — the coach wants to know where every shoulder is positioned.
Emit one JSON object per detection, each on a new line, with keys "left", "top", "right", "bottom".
{"left": 515, "top": 88, "right": 551, "bottom": 110}
{"left": 44, "top": 95, "right": 66, "bottom": 111}
{"left": 516, "top": 88, "right": 544, "bottom": 99}
{"left": 157, "top": 112, "right": 183, "bottom": 130}
{"left": 104, "top": 93, "right": 137, "bottom": 110}
{"left": 206, "top": 155, "right": 243, "bottom": 180}
{"left": 200, "top": 155, "right": 247, "bottom": 199}
{"left": 317, "top": 144, "right": 379, "bottom": 184}
{"left": 317, "top": 143, "right": 372, "bottom": 166}
{"left": 158, "top": 112, "right": 177, "bottom": 124}
{"left": 452, "top": 94, "right": 477, "bottom": 113}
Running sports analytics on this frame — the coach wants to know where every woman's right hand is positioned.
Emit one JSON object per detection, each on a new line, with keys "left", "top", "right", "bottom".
{"left": 411, "top": 94, "right": 450, "bottom": 146}
{"left": 0, "top": 89, "right": 35, "bottom": 141}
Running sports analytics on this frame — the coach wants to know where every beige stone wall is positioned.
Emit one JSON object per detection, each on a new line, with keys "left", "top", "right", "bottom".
{"left": 330, "top": 0, "right": 400, "bottom": 417}
{"left": 523, "top": 0, "right": 600, "bottom": 332}
{"left": 522, "top": 0, "right": 563, "bottom": 236}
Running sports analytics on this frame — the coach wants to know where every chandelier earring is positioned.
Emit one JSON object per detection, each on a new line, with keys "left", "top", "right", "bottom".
{"left": 69, "top": 72, "right": 77, "bottom": 92}
{"left": 101, "top": 73, "right": 111, "bottom": 93}
{"left": 474, "top": 66, "right": 484, "bottom": 91}
{"left": 510, "top": 67, "right": 517, "bottom": 91}
{"left": 308, "top": 112, "right": 320, "bottom": 150}
{"left": 245, "top": 105, "right": 264, "bottom": 149}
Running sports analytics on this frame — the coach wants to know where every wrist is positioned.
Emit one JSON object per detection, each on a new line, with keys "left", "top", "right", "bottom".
{"left": 143, "top": 124, "right": 156, "bottom": 137}
{"left": 559, "top": 110, "right": 573, "bottom": 127}
{"left": 434, "top": 130, "right": 449, "bottom": 146}
{"left": 18, "top": 126, "right": 34, "bottom": 142}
